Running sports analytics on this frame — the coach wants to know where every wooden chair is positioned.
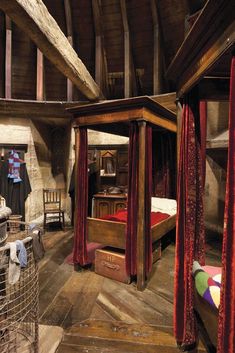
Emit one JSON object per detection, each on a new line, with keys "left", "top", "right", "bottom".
{"left": 0, "top": 195, "right": 6, "bottom": 207}
{"left": 43, "top": 189, "right": 65, "bottom": 230}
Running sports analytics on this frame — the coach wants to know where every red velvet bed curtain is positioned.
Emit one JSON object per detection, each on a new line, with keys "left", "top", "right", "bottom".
{"left": 217, "top": 55, "right": 235, "bottom": 353}
{"left": 126, "top": 122, "right": 152, "bottom": 277}
{"left": 174, "top": 94, "right": 206, "bottom": 347}
{"left": 73, "top": 127, "right": 88, "bottom": 265}
{"left": 152, "top": 132, "right": 176, "bottom": 198}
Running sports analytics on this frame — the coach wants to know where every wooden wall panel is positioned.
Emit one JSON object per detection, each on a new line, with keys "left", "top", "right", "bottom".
{"left": 126, "top": 0, "right": 153, "bottom": 95}
{"left": 70, "top": 0, "right": 95, "bottom": 100}
{"left": 12, "top": 23, "right": 36, "bottom": 100}
{"left": 44, "top": 58, "right": 67, "bottom": 101}
{"left": 157, "top": 0, "right": 188, "bottom": 68}
{"left": 42, "top": 0, "right": 67, "bottom": 101}
{"left": 102, "top": 0, "right": 123, "bottom": 73}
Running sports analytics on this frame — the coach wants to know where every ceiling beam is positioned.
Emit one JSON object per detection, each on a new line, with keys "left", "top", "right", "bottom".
{"left": 0, "top": 0, "right": 104, "bottom": 101}
{"left": 0, "top": 98, "right": 89, "bottom": 120}
{"left": 166, "top": 0, "right": 235, "bottom": 98}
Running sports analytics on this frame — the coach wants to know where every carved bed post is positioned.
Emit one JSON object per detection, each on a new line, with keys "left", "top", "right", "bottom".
{"left": 176, "top": 99, "right": 183, "bottom": 166}
{"left": 136, "top": 120, "right": 146, "bottom": 291}
{"left": 74, "top": 126, "right": 79, "bottom": 236}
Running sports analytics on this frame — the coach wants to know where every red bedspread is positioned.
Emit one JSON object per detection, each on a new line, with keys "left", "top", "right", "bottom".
{"left": 102, "top": 209, "right": 170, "bottom": 226}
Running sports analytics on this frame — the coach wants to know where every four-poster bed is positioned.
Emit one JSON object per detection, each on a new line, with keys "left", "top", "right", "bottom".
{"left": 166, "top": 0, "right": 235, "bottom": 352}
{"left": 68, "top": 96, "right": 177, "bottom": 291}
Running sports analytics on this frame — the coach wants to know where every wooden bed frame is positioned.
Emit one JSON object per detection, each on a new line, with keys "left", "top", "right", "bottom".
{"left": 69, "top": 95, "right": 177, "bottom": 290}
{"left": 87, "top": 214, "right": 176, "bottom": 249}
{"left": 194, "top": 290, "right": 218, "bottom": 351}
{"left": 166, "top": 0, "right": 235, "bottom": 350}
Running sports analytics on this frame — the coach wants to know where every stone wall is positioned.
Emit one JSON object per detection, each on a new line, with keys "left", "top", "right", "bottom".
{"left": 0, "top": 117, "right": 74, "bottom": 224}
{"left": 205, "top": 101, "right": 228, "bottom": 235}
{"left": 0, "top": 120, "right": 128, "bottom": 224}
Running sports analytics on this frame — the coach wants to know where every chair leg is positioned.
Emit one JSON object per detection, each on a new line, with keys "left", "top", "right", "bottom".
{"left": 43, "top": 213, "right": 46, "bottom": 230}
{"left": 62, "top": 212, "right": 65, "bottom": 230}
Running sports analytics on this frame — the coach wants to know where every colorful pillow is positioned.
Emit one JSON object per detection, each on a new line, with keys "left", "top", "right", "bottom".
{"left": 192, "top": 261, "right": 221, "bottom": 309}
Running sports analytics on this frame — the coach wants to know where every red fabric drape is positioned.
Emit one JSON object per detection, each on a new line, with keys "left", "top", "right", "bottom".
{"left": 126, "top": 123, "right": 152, "bottom": 277}
{"left": 73, "top": 127, "right": 88, "bottom": 265}
{"left": 174, "top": 94, "right": 205, "bottom": 346}
{"left": 152, "top": 132, "right": 176, "bottom": 198}
{"left": 126, "top": 122, "right": 139, "bottom": 276}
{"left": 217, "top": 55, "right": 235, "bottom": 353}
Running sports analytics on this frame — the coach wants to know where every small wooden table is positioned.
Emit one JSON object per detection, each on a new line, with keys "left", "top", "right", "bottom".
{"left": 93, "top": 193, "right": 127, "bottom": 218}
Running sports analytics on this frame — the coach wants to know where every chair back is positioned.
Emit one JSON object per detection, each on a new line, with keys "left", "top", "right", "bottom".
{"left": 0, "top": 195, "right": 6, "bottom": 208}
{"left": 43, "top": 189, "right": 62, "bottom": 212}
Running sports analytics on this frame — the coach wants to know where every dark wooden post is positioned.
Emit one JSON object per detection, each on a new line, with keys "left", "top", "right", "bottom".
{"left": 136, "top": 120, "right": 147, "bottom": 291}
{"left": 36, "top": 49, "right": 44, "bottom": 100}
{"left": 74, "top": 127, "right": 80, "bottom": 234}
{"left": 176, "top": 100, "right": 183, "bottom": 166}
{"left": 5, "top": 15, "right": 12, "bottom": 98}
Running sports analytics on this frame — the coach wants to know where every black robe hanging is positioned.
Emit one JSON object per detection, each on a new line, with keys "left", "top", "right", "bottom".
{"left": 0, "top": 161, "right": 31, "bottom": 221}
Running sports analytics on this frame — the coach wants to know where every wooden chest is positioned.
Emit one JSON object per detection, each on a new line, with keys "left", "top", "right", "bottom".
{"left": 95, "top": 248, "right": 130, "bottom": 284}
{"left": 152, "top": 240, "right": 161, "bottom": 263}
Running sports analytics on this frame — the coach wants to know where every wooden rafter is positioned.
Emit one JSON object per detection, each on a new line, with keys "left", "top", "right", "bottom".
{"left": 150, "top": 0, "right": 161, "bottom": 95}
{"left": 36, "top": 49, "right": 45, "bottom": 100}
{"left": 92, "top": 0, "right": 109, "bottom": 97}
{"left": 5, "top": 15, "right": 12, "bottom": 99}
{"left": 166, "top": 0, "right": 235, "bottom": 98}
{"left": 64, "top": 0, "right": 73, "bottom": 101}
{"left": 120, "top": 0, "right": 137, "bottom": 98}
{"left": 0, "top": 0, "right": 103, "bottom": 101}
{"left": 0, "top": 98, "right": 87, "bottom": 119}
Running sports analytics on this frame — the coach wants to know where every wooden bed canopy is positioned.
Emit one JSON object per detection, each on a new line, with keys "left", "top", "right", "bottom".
{"left": 166, "top": 0, "right": 235, "bottom": 352}
{"left": 68, "top": 96, "right": 177, "bottom": 291}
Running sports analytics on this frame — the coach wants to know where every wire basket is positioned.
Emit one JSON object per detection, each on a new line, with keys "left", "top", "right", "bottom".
{"left": 8, "top": 216, "right": 23, "bottom": 235}
{"left": 0, "top": 221, "right": 8, "bottom": 245}
{"left": 0, "top": 221, "right": 39, "bottom": 353}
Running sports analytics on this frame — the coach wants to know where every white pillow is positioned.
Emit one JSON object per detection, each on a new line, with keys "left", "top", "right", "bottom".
{"left": 151, "top": 197, "right": 177, "bottom": 216}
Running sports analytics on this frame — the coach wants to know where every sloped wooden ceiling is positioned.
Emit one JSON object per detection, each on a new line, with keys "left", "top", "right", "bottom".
{"left": 0, "top": 0, "right": 207, "bottom": 102}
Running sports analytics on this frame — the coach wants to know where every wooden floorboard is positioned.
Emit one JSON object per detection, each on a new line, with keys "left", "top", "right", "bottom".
{"left": 37, "top": 229, "right": 217, "bottom": 352}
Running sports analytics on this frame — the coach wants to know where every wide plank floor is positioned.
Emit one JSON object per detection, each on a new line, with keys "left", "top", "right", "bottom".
{"left": 38, "top": 229, "right": 221, "bottom": 353}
